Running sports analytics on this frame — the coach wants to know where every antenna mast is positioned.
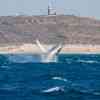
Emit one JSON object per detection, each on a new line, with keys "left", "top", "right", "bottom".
{"left": 48, "top": 0, "right": 56, "bottom": 15}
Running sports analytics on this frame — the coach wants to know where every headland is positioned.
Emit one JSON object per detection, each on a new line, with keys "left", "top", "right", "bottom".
{"left": 0, "top": 15, "right": 100, "bottom": 53}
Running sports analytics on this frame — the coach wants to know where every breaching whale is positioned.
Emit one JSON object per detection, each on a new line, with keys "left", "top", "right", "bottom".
{"left": 36, "top": 39, "right": 63, "bottom": 62}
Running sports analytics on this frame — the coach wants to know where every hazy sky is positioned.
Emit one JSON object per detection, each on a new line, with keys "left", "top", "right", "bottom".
{"left": 0, "top": 0, "right": 100, "bottom": 19}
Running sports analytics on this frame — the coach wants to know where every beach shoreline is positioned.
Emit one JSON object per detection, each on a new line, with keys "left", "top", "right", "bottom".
{"left": 0, "top": 44, "right": 100, "bottom": 54}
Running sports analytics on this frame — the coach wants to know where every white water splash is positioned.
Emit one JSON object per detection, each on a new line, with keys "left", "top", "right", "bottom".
{"left": 42, "top": 86, "right": 64, "bottom": 93}
{"left": 52, "top": 77, "right": 68, "bottom": 82}
{"left": 36, "top": 39, "right": 63, "bottom": 63}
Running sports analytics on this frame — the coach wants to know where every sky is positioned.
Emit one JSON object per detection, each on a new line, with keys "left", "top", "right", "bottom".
{"left": 0, "top": 0, "right": 100, "bottom": 19}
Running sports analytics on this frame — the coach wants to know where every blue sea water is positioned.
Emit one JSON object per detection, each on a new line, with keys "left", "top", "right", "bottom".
{"left": 0, "top": 54, "right": 100, "bottom": 100}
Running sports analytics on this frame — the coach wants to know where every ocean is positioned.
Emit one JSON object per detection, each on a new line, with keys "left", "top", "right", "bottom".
{"left": 0, "top": 54, "right": 100, "bottom": 100}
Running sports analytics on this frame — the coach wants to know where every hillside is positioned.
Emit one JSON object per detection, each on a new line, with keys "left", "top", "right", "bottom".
{"left": 0, "top": 15, "right": 100, "bottom": 45}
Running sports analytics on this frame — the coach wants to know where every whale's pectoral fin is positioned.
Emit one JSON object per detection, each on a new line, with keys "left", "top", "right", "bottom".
{"left": 48, "top": 43, "right": 63, "bottom": 56}
{"left": 36, "top": 39, "right": 47, "bottom": 53}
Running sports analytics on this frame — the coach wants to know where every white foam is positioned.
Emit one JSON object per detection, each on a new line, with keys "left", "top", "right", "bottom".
{"left": 42, "top": 86, "right": 64, "bottom": 93}
{"left": 52, "top": 77, "right": 68, "bottom": 82}
{"left": 77, "top": 59, "right": 99, "bottom": 64}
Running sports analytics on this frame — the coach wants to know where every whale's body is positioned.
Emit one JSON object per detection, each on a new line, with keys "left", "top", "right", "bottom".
{"left": 40, "top": 54, "right": 57, "bottom": 62}
{"left": 36, "top": 39, "right": 63, "bottom": 63}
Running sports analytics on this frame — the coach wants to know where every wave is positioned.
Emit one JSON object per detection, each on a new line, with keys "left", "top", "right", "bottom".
{"left": 41, "top": 86, "right": 99, "bottom": 96}
{"left": 0, "top": 84, "right": 18, "bottom": 91}
{"left": 52, "top": 77, "right": 69, "bottom": 82}
{"left": 75, "top": 89, "right": 100, "bottom": 96}
{"left": 65, "top": 58, "right": 100, "bottom": 64}
{"left": 41, "top": 86, "right": 65, "bottom": 93}
{"left": 93, "top": 92, "right": 100, "bottom": 96}
{"left": 7, "top": 54, "right": 41, "bottom": 63}
{"left": 76, "top": 59, "right": 99, "bottom": 64}
{"left": 0, "top": 65, "right": 10, "bottom": 69}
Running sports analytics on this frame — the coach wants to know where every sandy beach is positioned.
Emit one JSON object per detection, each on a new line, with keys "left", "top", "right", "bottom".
{"left": 0, "top": 44, "right": 100, "bottom": 54}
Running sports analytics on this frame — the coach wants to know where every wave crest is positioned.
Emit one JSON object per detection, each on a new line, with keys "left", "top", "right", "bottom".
{"left": 77, "top": 60, "right": 99, "bottom": 64}
{"left": 52, "top": 77, "right": 69, "bottom": 82}
{"left": 42, "top": 86, "right": 65, "bottom": 93}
